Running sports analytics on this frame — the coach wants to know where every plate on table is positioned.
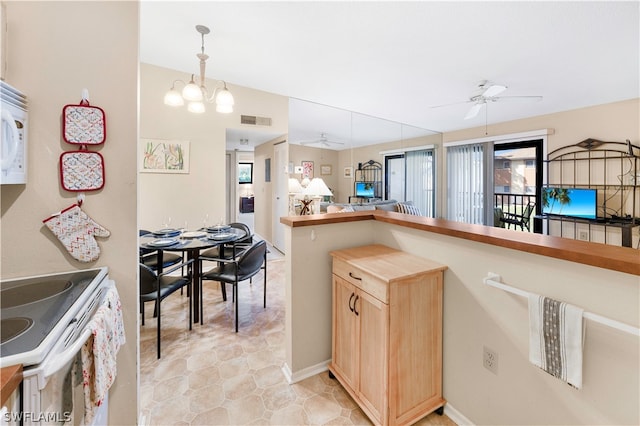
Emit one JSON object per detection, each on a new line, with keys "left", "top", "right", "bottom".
{"left": 181, "top": 231, "right": 206, "bottom": 238}
{"left": 147, "top": 238, "right": 178, "bottom": 247}
{"left": 153, "top": 228, "right": 181, "bottom": 237}
{"left": 207, "top": 225, "right": 231, "bottom": 232}
{"left": 208, "top": 232, "right": 236, "bottom": 240}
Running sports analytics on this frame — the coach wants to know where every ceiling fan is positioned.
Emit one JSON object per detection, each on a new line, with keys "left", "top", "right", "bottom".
{"left": 431, "top": 80, "right": 543, "bottom": 120}
{"left": 298, "top": 132, "right": 345, "bottom": 147}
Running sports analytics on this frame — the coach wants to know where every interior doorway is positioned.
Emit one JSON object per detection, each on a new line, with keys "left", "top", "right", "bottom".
{"left": 225, "top": 152, "right": 233, "bottom": 223}
{"left": 271, "top": 141, "right": 288, "bottom": 252}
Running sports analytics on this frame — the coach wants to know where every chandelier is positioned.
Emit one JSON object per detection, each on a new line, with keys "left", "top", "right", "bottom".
{"left": 163, "top": 25, "right": 234, "bottom": 114}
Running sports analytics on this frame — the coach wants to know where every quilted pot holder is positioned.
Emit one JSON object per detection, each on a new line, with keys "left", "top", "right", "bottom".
{"left": 60, "top": 151, "right": 105, "bottom": 191}
{"left": 63, "top": 101, "right": 106, "bottom": 145}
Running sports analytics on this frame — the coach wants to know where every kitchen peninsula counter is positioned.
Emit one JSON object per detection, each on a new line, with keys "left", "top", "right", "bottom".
{"left": 281, "top": 210, "right": 639, "bottom": 276}
{"left": 1, "top": 364, "right": 22, "bottom": 406}
{"left": 281, "top": 208, "right": 639, "bottom": 425}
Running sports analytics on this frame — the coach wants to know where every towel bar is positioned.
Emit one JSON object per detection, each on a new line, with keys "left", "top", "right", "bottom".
{"left": 483, "top": 273, "right": 640, "bottom": 337}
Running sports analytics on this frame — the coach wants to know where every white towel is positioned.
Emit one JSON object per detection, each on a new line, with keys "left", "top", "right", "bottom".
{"left": 529, "top": 294, "right": 584, "bottom": 389}
{"left": 81, "top": 284, "right": 126, "bottom": 424}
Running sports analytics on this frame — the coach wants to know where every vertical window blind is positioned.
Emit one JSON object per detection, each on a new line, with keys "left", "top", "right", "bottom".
{"left": 447, "top": 143, "right": 485, "bottom": 224}
{"left": 405, "top": 149, "right": 434, "bottom": 217}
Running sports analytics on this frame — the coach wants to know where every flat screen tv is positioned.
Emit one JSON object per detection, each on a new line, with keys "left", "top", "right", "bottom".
{"left": 355, "top": 182, "right": 375, "bottom": 198}
{"left": 542, "top": 187, "right": 597, "bottom": 219}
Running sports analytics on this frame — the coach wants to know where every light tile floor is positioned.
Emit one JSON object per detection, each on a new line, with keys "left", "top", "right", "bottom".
{"left": 140, "top": 249, "right": 456, "bottom": 426}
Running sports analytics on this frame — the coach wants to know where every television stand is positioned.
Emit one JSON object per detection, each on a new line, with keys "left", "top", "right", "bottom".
{"left": 539, "top": 214, "right": 638, "bottom": 247}
{"left": 348, "top": 196, "right": 380, "bottom": 203}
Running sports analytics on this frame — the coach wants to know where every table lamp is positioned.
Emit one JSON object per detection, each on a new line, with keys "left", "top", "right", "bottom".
{"left": 288, "top": 178, "right": 304, "bottom": 216}
{"left": 302, "top": 178, "right": 333, "bottom": 215}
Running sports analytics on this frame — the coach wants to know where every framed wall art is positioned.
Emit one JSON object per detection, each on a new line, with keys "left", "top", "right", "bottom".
{"left": 140, "top": 139, "right": 190, "bottom": 173}
{"left": 344, "top": 166, "right": 353, "bottom": 178}
{"left": 301, "top": 161, "right": 314, "bottom": 179}
{"left": 320, "top": 164, "right": 332, "bottom": 175}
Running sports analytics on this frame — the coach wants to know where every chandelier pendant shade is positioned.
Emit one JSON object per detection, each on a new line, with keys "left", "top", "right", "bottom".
{"left": 164, "top": 24, "right": 234, "bottom": 114}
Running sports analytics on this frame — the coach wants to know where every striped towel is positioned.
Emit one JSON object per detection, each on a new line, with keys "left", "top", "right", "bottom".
{"left": 529, "top": 294, "right": 584, "bottom": 389}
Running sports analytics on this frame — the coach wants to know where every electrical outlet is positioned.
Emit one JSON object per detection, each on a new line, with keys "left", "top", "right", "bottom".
{"left": 578, "top": 231, "right": 589, "bottom": 241}
{"left": 483, "top": 346, "right": 498, "bottom": 374}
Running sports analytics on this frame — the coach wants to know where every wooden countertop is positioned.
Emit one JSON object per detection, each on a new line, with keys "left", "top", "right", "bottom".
{"left": 281, "top": 210, "right": 640, "bottom": 276}
{"left": 1, "top": 364, "right": 22, "bottom": 406}
{"left": 330, "top": 244, "right": 448, "bottom": 282}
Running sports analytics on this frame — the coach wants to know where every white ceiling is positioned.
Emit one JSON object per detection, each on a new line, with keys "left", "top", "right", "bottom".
{"left": 140, "top": 1, "right": 639, "bottom": 150}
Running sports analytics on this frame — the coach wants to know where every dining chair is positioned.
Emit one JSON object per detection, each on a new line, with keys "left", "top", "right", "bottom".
{"left": 200, "top": 240, "right": 267, "bottom": 332}
{"left": 139, "top": 229, "right": 184, "bottom": 271}
{"left": 139, "top": 258, "right": 194, "bottom": 358}
{"left": 200, "top": 222, "right": 254, "bottom": 301}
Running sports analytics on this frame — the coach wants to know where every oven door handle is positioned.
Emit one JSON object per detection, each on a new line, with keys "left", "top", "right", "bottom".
{"left": 38, "top": 324, "right": 92, "bottom": 388}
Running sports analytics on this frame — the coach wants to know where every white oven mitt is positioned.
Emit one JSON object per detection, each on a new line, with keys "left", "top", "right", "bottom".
{"left": 43, "top": 204, "right": 110, "bottom": 262}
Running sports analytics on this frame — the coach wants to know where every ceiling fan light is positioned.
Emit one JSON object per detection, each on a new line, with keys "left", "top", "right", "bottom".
{"left": 187, "top": 101, "right": 206, "bottom": 113}
{"left": 482, "top": 84, "right": 507, "bottom": 98}
{"left": 215, "top": 87, "right": 235, "bottom": 113}
{"left": 164, "top": 88, "right": 184, "bottom": 106}
{"left": 182, "top": 76, "right": 203, "bottom": 101}
{"left": 464, "top": 103, "right": 484, "bottom": 120}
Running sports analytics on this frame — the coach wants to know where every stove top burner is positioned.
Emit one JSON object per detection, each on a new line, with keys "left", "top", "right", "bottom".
{"left": 1, "top": 317, "right": 34, "bottom": 344}
{"left": 0, "top": 268, "right": 107, "bottom": 367}
{"left": 1, "top": 279, "right": 73, "bottom": 309}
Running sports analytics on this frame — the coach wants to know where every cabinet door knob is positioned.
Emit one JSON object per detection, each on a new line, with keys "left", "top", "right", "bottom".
{"left": 348, "top": 292, "right": 355, "bottom": 312}
{"left": 349, "top": 272, "right": 362, "bottom": 281}
{"left": 353, "top": 295, "right": 359, "bottom": 316}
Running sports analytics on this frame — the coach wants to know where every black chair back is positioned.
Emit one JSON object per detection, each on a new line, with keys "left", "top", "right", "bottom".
{"left": 229, "top": 222, "right": 253, "bottom": 245}
{"left": 139, "top": 263, "right": 158, "bottom": 295}
{"left": 238, "top": 240, "right": 266, "bottom": 277}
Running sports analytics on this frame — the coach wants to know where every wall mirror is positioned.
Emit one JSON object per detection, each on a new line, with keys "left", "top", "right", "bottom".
{"left": 288, "top": 97, "right": 442, "bottom": 215}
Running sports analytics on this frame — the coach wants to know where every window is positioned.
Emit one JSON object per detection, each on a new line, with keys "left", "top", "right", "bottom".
{"left": 503, "top": 160, "right": 511, "bottom": 169}
{"left": 526, "top": 160, "right": 534, "bottom": 168}
{"left": 238, "top": 162, "right": 253, "bottom": 184}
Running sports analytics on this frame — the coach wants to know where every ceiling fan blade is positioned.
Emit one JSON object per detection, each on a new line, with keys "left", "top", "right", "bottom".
{"left": 300, "top": 139, "right": 344, "bottom": 146}
{"left": 492, "top": 95, "right": 543, "bottom": 102}
{"left": 429, "top": 100, "right": 473, "bottom": 109}
{"left": 464, "top": 103, "right": 484, "bottom": 120}
{"left": 482, "top": 84, "right": 507, "bottom": 98}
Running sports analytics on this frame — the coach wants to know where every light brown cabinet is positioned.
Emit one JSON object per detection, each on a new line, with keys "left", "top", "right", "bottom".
{"left": 329, "top": 244, "right": 447, "bottom": 426}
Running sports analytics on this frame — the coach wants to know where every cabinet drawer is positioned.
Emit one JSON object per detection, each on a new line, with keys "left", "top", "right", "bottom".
{"left": 333, "top": 258, "right": 388, "bottom": 304}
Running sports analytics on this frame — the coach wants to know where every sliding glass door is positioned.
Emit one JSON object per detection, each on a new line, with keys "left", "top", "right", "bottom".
{"left": 384, "top": 149, "right": 435, "bottom": 217}
{"left": 446, "top": 143, "right": 488, "bottom": 224}
{"left": 446, "top": 139, "right": 543, "bottom": 232}
{"left": 493, "top": 140, "right": 543, "bottom": 232}
{"left": 385, "top": 155, "right": 405, "bottom": 201}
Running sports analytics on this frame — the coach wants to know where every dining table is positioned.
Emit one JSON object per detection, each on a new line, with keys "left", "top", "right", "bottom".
{"left": 139, "top": 226, "right": 248, "bottom": 324}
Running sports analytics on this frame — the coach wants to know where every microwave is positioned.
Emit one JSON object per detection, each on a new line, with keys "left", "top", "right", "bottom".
{"left": 1, "top": 80, "right": 28, "bottom": 185}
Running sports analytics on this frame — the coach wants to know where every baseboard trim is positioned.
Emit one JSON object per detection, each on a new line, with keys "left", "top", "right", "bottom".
{"left": 281, "top": 360, "right": 330, "bottom": 384}
{"left": 444, "top": 402, "right": 474, "bottom": 426}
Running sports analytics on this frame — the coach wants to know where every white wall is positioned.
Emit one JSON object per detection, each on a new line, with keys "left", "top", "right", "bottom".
{"left": 0, "top": 2, "right": 138, "bottom": 423}
{"left": 285, "top": 218, "right": 639, "bottom": 424}
{"left": 139, "top": 63, "right": 288, "bottom": 232}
